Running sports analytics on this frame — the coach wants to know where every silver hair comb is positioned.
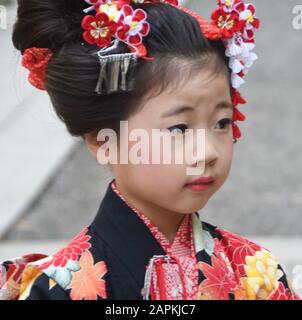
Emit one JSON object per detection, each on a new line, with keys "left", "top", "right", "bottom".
{"left": 92, "top": 40, "right": 139, "bottom": 95}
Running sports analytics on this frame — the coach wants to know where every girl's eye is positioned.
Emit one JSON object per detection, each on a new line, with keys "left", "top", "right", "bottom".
{"left": 167, "top": 124, "right": 188, "bottom": 135}
{"left": 215, "top": 118, "right": 232, "bottom": 130}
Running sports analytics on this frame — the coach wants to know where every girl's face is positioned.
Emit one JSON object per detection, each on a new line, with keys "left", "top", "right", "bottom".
{"left": 111, "top": 67, "right": 234, "bottom": 216}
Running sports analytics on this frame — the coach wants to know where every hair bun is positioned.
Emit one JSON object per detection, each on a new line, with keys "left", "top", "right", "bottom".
{"left": 12, "top": 0, "right": 87, "bottom": 53}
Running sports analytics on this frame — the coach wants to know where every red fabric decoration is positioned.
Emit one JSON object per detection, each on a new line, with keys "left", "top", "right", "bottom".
{"left": 232, "top": 122, "right": 242, "bottom": 139}
{"left": 81, "top": 12, "right": 118, "bottom": 48}
{"left": 211, "top": 7, "right": 245, "bottom": 39}
{"left": 22, "top": 48, "right": 53, "bottom": 90}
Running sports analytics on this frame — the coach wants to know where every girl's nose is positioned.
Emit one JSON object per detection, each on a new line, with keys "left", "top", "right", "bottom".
{"left": 185, "top": 132, "right": 218, "bottom": 172}
{"left": 204, "top": 135, "right": 219, "bottom": 167}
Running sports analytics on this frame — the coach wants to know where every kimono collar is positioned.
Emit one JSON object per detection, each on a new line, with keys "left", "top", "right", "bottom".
{"left": 90, "top": 179, "right": 167, "bottom": 290}
{"left": 111, "top": 180, "right": 194, "bottom": 257}
{"left": 90, "top": 179, "right": 207, "bottom": 293}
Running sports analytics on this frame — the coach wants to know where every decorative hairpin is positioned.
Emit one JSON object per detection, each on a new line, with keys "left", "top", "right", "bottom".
{"left": 81, "top": 1, "right": 154, "bottom": 94}
{"left": 93, "top": 50, "right": 138, "bottom": 94}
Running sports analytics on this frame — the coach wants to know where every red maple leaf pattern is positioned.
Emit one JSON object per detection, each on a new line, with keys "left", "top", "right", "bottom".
{"left": 197, "top": 254, "right": 238, "bottom": 300}
{"left": 68, "top": 250, "right": 107, "bottom": 300}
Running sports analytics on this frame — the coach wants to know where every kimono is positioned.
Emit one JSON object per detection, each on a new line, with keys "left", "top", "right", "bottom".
{"left": 0, "top": 179, "right": 300, "bottom": 300}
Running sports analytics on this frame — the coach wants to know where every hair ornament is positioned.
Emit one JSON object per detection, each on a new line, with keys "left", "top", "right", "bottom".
{"left": 21, "top": 0, "right": 260, "bottom": 140}
{"left": 21, "top": 47, "right": 53, "bottom": 90}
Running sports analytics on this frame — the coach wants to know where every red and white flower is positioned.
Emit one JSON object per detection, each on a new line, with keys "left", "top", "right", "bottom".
{"left": 116, "top": 5, "right": 150, "bottom": 45}
{"left": 81, "top": 1, "right": 151, "bottom": 54}
{"left": 211, "top": 7, "right": 245, "bottom": 39}
{"left": 235, "top": 2, "right": 260, "bottom": 41}
{"left": 236, "top": 2, "right": 260, "bottom": 29}
{"left": 212, "top": 0, "right": 260, "bottom": 92}
{"left": 224, "top": 33, "right": 257, "bottom": 88}
{"left": 81, "top": 12, "right": 118, "bottom": 48}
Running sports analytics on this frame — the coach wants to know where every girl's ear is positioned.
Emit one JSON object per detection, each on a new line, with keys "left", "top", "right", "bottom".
{"left": 84, "top": 131, "right": 114, "bottom": 173}
{"left": 84, "top": 131, "right": 103, "bottom": 158}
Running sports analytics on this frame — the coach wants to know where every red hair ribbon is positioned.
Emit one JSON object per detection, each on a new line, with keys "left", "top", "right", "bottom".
{"left": 22, "top": 48, "right": 53, "bottom": 90}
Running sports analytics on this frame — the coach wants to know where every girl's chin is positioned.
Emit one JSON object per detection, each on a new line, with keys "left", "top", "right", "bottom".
{"left": 179, "top": 198, "right": 209, "bottom": 214}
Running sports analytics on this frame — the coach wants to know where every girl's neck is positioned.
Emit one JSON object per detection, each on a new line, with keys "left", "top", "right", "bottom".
{"left": 113, "top": 179, "right": 186, "bottom": 243}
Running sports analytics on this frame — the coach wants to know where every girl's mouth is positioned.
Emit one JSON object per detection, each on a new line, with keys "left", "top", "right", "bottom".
{"left": 185, "top": 176, "right": 214, "bottom": 192}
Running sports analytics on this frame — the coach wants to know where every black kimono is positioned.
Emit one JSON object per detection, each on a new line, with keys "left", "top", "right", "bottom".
{"left": 0, "top": 179, "right": 299, "bottom": 300}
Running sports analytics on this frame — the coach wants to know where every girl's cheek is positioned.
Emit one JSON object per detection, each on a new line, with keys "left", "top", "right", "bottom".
{"left": 224, "top": 141, "right": 234, "bottom": 172}
{"left": 228, "top": 141, "right": 234, "bottom": 158}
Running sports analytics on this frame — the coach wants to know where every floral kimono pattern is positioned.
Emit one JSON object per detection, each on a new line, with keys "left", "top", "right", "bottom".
{"left": 0, "top": 179, "right": 300, "bottom": 300}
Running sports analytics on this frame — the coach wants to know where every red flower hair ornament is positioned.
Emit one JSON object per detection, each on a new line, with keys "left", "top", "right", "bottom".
{"left": 21, "top": 0, "right": 260, "bottom": 140}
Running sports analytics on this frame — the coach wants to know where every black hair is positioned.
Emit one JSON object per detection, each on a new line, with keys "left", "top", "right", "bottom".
{"left": 12, "top": 0, "right": 231, "bottom": 137}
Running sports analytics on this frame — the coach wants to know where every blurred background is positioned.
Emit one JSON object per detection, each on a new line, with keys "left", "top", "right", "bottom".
{"left": 0, "top": 0, "right": 302, "bottom": 296}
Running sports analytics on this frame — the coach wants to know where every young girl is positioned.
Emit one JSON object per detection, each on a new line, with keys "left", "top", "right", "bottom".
{"left": 0, "top": 0, "right": 299, "bottom": 300}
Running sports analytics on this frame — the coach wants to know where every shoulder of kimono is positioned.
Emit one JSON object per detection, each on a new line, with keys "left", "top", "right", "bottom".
{"left": 0, "top": 253, "right": 49, "bottom": 300}
{"left": 23, "top": 227, "right": 109, "bottom": 300}
{"left": 0, "top": 254, "right": 68, "bottom": 300}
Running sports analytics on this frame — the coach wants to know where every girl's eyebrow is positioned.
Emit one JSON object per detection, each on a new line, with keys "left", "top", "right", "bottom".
{"left": 215, "top": 101, "right": 233, "bottom": 111}
{"left": 161, "top": 106, "right": 194, "bottom": 118}
{"left": 160, "top": 101, "right": 233, "bottom": 119}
